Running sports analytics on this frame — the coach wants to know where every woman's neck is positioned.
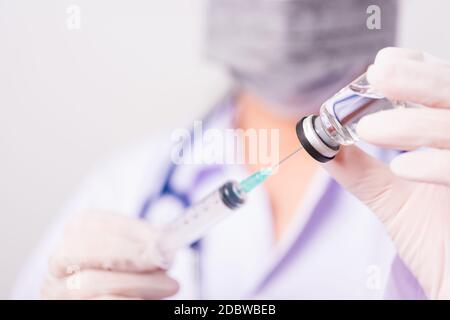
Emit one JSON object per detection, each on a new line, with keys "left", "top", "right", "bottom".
{"left": 235, "top": 92, "right": 301, "bottom": 168}
{"left": 236, "top": 91, "right": 320, "bottom": 243}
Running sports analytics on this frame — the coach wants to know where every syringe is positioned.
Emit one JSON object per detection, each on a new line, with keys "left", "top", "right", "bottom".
{"left": 153, "top": 149, "right": 302, "bottom": 267}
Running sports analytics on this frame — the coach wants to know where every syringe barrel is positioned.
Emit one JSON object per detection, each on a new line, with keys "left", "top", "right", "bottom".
{"left": 155, "top": 181, "right": 246, "bottom": 266}
{"left": 296, "top": 73, "right": 411, "bottom": 163}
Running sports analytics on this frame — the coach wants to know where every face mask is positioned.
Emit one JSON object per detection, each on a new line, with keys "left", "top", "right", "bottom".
{"left": 206, "top": 0, "right": 398, "bottom": 116}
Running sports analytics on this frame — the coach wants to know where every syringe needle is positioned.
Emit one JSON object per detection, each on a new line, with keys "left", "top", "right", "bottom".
{"left": 239, "top": 147, "right": 303, "bottom": 193}
{"left": 271, "top": 147, "right": 303, "bottom": 171}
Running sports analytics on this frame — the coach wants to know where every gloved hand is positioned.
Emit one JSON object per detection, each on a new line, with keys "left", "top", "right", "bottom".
{"left": 41, "top": 213, "right": 179, "bottom": 299}
{"left": 323, "top": 47, "right": 450, "bottom": 299}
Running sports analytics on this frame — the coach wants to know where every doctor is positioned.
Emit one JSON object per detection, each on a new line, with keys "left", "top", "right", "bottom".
{"left": 12, "top": 0, "right": 450, "bottom": 299}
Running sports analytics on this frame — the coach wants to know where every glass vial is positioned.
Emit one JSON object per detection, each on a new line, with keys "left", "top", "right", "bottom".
{"left": 296, "top": 73, "right": 405, "bottom": 162}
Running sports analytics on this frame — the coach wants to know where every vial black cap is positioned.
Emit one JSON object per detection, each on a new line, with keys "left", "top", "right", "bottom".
{"left": 296, "top": 116, "right": 337, "bottom": 163}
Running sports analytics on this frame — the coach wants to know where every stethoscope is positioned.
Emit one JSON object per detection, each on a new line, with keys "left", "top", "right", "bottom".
{"left": 136, "top": 91, "right": 236, "bottom": 298}
{"left": 137, "top": 92, "right": 235, "bottom": 219}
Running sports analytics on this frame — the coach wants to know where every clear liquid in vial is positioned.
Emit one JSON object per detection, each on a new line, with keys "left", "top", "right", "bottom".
{"left": 319, "top": 73, "right": 404, "bottom": 146}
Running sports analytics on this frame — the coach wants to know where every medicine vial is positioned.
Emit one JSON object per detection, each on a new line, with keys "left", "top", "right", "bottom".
{"left": 296, "top": 73, "right": 406, "bottom": 162}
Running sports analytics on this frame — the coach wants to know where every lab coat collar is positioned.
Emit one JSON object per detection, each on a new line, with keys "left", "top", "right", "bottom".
{"left": 198, "top": 164, "right": 334, "bottom": 299}
{"left": 175, "top": 97, "right": 335, "bottom": 298}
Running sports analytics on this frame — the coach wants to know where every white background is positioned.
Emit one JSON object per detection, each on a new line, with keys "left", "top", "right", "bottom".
{"left": 0, "top": 0, "right": 449, "bottom": 298}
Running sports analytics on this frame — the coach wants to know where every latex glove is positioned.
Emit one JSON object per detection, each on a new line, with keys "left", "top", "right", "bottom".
{"left": 323, "top": 47, "right": 450, "bottom": 299}
{"left": 42, "top": 213, "right": 178, "bottom": 300}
